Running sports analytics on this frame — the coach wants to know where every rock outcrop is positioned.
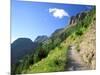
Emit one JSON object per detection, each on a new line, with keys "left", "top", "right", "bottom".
{"left": 69, "top": 12, "right": 88, "bottom": 25}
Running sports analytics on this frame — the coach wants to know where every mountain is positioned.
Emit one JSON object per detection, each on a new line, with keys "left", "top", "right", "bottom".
{"left": 11, "top": 38, "right": 38, "bottom": 64}
{"left": 11, "top": 35, "right": 48, "bottom": 64}
{"left": 51, "top": 28, "right": 64, "bottom": 38}
{"left": 34, "top": 35, "right": 48, "bottom": 43}
{"left": 11, "top": 7, "right": 96, "bottom": 74}
{"left": 69, "top": 11, "right": 88, "bottom": 25}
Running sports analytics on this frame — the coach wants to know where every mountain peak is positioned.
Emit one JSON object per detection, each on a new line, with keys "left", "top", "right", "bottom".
{"left": 34, "top": 35, "right": 48, "bottom": 43}
{"left": 11, "top": 38, "right": 36, "bottom": 64}
{"left": 69, "top": 11, "right": 88, "bottom": 25}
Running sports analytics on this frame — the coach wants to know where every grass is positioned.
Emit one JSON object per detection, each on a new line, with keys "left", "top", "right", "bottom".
{"left": 12, "top": 8, "right": 96, "bottom": 74}
{"left": 24, "top": 12, "right": 95, "bottom": 73}
{"left": 22, "top": 40, "right": 70, "bottom": 73}
{"left": 22, "top": 30, "right": 87, "bottom": 73}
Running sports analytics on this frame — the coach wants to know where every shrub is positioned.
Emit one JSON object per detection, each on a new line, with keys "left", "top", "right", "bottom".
{"left": 38, "top": 49, "right": 47, "bottom": 60}
{"left": 75, "top": 28, "right": 83, "bottom": 36}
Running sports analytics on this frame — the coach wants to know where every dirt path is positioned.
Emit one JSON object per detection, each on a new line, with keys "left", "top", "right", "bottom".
{"left": 66, "top": 45, "right": 90, "bottom": 71}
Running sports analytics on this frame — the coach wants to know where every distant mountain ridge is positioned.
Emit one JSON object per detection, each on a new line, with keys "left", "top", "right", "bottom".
{"left": 11, "top": 7, "right": 96, "bottom": 74}
{"left": 11, "top": 11, "right": 88, "bottom": 64}
{"left": 34, "top": 35, "right": 48, "bottom": 43}
{"left": 11, "top": 36, "right": 48, "bottom": 64}
{"left": 11, "top": 38, "right": 36, "bottom": 64}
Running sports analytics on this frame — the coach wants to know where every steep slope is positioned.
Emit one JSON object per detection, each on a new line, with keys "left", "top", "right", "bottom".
{"left": 34, "top": 35, "right": 48, "bottom": 43}
{"left": 67, "top": 20, "right": 96, "bottom": 70}
{"left": 51, "top": 28, "right": 64, "bottom": 38}
{"left": 11, "top": 7, "right": 96, "bottom": 74}
{"left": 78, "top": 21, "right": 96, "bottom": 69}
{"left": 66, "top": 45, "right": 90, "bottom": 71}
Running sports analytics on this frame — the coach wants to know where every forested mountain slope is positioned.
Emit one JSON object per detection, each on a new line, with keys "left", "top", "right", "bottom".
{"left": 11, "top": 7, "right": 96, "bottom": 74}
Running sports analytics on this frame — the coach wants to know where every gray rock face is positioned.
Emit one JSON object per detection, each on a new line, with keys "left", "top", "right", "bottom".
{"left": 69, "top": 12, "right": 87, "bottom": 25}
{"left": 69, "top": 16, "right": 77, "bottom": 25}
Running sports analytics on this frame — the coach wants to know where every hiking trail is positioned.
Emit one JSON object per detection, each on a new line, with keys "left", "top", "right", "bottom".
{"left": 66, "top": 45, "right": 90, "bottom": 71}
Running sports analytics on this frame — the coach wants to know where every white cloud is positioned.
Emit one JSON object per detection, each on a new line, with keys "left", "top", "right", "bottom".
{"left": 49, "top": 8, "right": 69, "bottom": 19}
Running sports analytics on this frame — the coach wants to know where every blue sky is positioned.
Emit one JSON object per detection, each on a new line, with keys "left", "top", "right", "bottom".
{"left": 11, "top": 0, "right": 93, "bottom": 43}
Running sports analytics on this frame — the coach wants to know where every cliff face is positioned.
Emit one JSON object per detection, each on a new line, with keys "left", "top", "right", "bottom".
{"left": 11, "top": 7, "right": 96, "bottom": 74}
{"left": 68, "top": 9, "right": 96, "bottom": 69}
{"left": 69, "top": 12, "right": 87, "bottom": 25}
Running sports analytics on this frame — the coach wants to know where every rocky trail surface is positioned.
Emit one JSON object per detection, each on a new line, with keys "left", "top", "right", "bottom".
{"left": 66, "top": 45, "right": 90, "bottom": 71}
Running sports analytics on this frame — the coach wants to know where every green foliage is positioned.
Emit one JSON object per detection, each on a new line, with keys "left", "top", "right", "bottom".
{"left": 11, "top": 8, "right": 96, "bottom": 74}
{"left": 75, "top": 28, "right": 83, "bottom": 36}
{"left": 11, "top": 53, "right": 34, "bottom": 74}
{"left": 22, "top": 44, "right": 69, "bottom": 73}
{"left": 33, "top": 43, "right": 48, "bottom": 63}
{"left": 38, "top": 49, "right": 47, "bottom": 60}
